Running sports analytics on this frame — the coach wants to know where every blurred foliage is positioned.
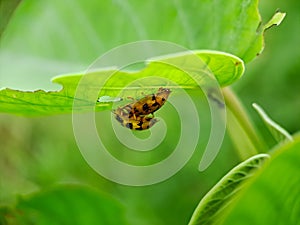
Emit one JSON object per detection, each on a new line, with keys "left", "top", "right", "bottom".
{"left": 3, "top": 185, "right": 128, "bottom": 225}
{"left": 0, "top": 0, "right": 299, "bottom": 225}
{"left": 1, "top": 0, "right": 268, "bottom": 90}
{"left": 0, "top": 0, "right": 22, "bottom": 38}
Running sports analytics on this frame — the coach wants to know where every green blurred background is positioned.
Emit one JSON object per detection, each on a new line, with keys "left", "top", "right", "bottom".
{"left": 0, "top": 0, "right": 299, "bottom": 224}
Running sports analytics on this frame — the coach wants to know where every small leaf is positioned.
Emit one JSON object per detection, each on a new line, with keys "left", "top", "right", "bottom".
{"left": 252, "top": 103, "right": 293, "bottom": 143}
{"left": 188, "top": 154, "right": 269, "bottom": 225}
{"left": 1, "top": 185, "right": 128, "bottom": 225}
{"left": 252, "top": 10, "right": 286, "bottom": 60}
{"left": 263, "top": 11, "right": 286, "bottom": 31}
{"left": 0, "top": 50, "right": 244, "bottom": 116}
{"left": 220, "top": 134, "right": 300, "bottom": 225}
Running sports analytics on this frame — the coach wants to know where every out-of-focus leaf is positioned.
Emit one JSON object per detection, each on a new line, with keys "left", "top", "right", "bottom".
{"left": 0, "top": 1, "right": 285, "bottom": 91}
{"left": 0, "top": 206, "right": 11, "bottom": 225}
{"left": 0, "top": 0, "right": 22, "bottom": 38}
{"left": 1, "top": 185, "right": 128, "bottom": 225}
{"left": 0, "top": 50, "right": 244, "bottom": 116}
{"left": 220, "top": 134, "right": 300, "bottom": 225}
{"left": 188, "top": 154, "right": 269, "bottom": 225}
{"left": 253, "top": 103, "right": 293, "bottom": 142}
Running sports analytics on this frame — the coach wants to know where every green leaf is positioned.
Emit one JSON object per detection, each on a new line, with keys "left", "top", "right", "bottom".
{"left": 220, "top": 134, "right": 300, "bottom": 225}
{"left": 0, "top": 50, "right": 244, "bottom": 116}
{"left": 252, "top": 103, "right": 293, "bottom": 143}
{"left": 0, "top": 1, "right": 285, "bottom": 90}
{"left": 188, "top": 153, "right": 269, "bottom": 225}
{"left": 1, "top": 185, "right": 128, "bottom": 225}
{"left": 263, "top": 11, "right": 286, "bottom": 30}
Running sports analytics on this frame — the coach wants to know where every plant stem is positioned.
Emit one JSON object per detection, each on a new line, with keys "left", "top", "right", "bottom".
{"left": 222, "top": 87, "right": 267, "bottom": 159}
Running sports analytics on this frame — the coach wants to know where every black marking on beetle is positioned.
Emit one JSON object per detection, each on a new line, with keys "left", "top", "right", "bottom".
{"left": 143, "top": 103, "right": 149, "bottom": 111}
{"left": 126, "top": 123, "right": 133, "bottom": 129}
{"left": 152, "top": 102, "right": 159, "bottom": 107}
{"left": 128, "top": 111, "right": 133, "bottom": 118}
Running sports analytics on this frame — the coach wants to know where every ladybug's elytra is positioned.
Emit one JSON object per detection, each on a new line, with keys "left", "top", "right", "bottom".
{"left": 130, "top": 87, "right": 171, "bottom": 118}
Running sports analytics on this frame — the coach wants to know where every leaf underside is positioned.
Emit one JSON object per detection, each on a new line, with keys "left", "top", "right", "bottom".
{"left": 221, "top": 135, "right": 300, "bottom": 225}
{"left": 188, "top": 154, "right": 269, "bottom": 225}
{"left": 0, "top": 51, "right": 244, "bottom": 116}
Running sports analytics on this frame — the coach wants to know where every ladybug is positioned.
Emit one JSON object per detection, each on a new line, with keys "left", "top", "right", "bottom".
{"left": 113, "top": 87, "right": 171, "bottom": 130}
{"left": 130, "top": 87, "right": 171, "bottom": 118}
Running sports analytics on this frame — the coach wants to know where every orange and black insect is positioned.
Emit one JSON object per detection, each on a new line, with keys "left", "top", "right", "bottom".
{"left": 113, "top": 87, "right": 171, "bottom": 130}
{"left": 129, "top": 87, "right": 171, "bottom": 118}
{"left": 114, "top": 114, "right": 158, "bottom": 130}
